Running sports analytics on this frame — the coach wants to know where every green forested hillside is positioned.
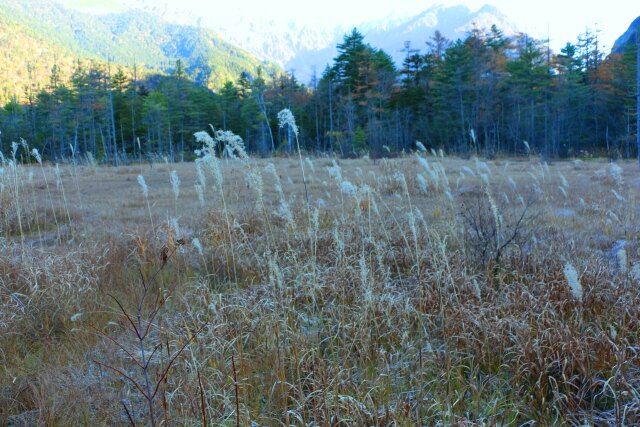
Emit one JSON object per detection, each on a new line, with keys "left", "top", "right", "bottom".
{"left": 0, "top": 0, "right": 278, "bottom": 103}
{"left": 0, "top": 10, "right": 79, "bottom": 104}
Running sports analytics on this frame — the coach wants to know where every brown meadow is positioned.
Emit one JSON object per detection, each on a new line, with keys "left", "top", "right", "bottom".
{"left": 1, "top": 152, "right": 639, "bottom": 425}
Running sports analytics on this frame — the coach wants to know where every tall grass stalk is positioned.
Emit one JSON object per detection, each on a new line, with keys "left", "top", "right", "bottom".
{"left": 55, "top": 164, "right": 73, "bottom": 225}
{"left": 195, "top": 130, "right": 237, "bottom": 282}
{"left": 278, "top": 109, "right": 310, "bottom": 219}
{"left": 8, "top": 160, "right": 25, "bottom": 250}
{"left": 137, "top": 175, "right": 155, "bottom": 232}
{"left": 398, "top": 171, "right": 421, "bottom": 277}
{"left": 31, "top": 148, "right": 60, "bottom": 241}
{"left": 246, "top": 166, "right": 275, "bottom": 246}
{"left": 20, "top": 146, "right": 45, "bottom": 250}
{"left": 170, "top": 170, "right": 180, "bottom": 216}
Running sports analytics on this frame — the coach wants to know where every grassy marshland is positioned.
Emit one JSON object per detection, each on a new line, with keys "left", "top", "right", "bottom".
{"left": 1, "top": 140, "right": 640, "bottom": 425}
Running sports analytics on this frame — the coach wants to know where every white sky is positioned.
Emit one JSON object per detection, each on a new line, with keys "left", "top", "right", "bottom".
{"left": 180, "top": 0, "right": 636, "bottom": 51}
{"left": 62, "top": 0, "right": 638, "bottom": 52}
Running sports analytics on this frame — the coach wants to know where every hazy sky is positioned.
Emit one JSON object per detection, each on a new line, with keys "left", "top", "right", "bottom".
{"left": 62, "top": 0, "right": 638, "bottom": 52}
{"left": 175, "top": 0, "right": 635, "bottom": 51}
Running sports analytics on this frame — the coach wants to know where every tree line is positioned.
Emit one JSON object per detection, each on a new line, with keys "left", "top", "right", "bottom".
{"left": 0, "top": 26, "right": 638, "bottom": 162}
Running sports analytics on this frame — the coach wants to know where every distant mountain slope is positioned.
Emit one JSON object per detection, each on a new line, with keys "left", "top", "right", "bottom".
{"left": 0, "top": 0, "right": 278, "bottom": 103}
{"left": 612, "top": 16, "right": 639, "bottom": 54}
{"left": 52, "top": 1, "right": 519, "bottom": 84}
{"left": 285, "top": 4, "right": 518, "bottom": 81}
{"left": 0, "top": 8, "right": 80, "bottom": 104}
{"left": 56, "top": 0, "right": 344, "bottom": 68}
{"left": 363, "top": 5, "right": 517, "bottom": 61}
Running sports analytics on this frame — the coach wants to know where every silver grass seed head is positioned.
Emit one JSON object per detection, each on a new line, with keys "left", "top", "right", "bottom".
{"left": 277, "top": 108, "right": 299, "bottom": 137}
{"left": 194, "top": 183, "right": 205, "bottom": 206}
{"left": 170, "top": 170, "right": 181, "bottom": 201}
{"left": 417, "top": 174, "right": 428, "bottom": 194}
{"left": 31, "top": 148, "right": 42, "bottom": 164}
{"left": 563, "top": 263, "right": 582, "bottom": 303}
{"left": 195, "top": 158, "right": 206, "bottom": 188}
{"left": 137, "top": 175, "right": 149, "bottom": 198}
{"left": 11, "top": 142, "right": 18, "bottom": 159}
{"left": 192, "top": 238, "right": 203, "bottom": 256}
{"left": 340, "top": 180, "right": 357, "bottom": 197}
{"left": 55, "top": 164, "right": 62, "bottom": 190}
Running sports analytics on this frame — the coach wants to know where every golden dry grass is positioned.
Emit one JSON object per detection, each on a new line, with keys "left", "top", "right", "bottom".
{"left": 1, "top": 153, "right": 640, "bottom": 425}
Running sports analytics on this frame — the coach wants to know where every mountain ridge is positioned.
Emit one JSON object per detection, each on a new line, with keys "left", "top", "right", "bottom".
{"left": 612, "top": 16, "right": 639, "bottom": 54}
{"left": 52, "top": 0, "right": 520, "bottom": 83}
{"left": 284, "top": 4, "right": 519, "bottom": 81}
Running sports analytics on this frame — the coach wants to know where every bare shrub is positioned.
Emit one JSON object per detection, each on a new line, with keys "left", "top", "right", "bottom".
{"left": 459, "top": 184, "right": 539, "bottom": 265}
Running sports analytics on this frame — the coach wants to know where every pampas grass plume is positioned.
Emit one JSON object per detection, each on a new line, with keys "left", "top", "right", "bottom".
{"left": 341, "top": 180, "right": 357, "bottom": 197}
{"left": 194, "top": 183, "right": 205, "bottom": 207}
{"left": 136, "top": 175, "right": 148, "bottom": 199}
{"left": 563, "top": 263, "right": 582, "bottom": 302}
{"left": 31, "top": 148, "right": 42, "bottom": 164}
{"left": 192, "top": 238, "right": 203, "bottom": 256}
{"left": 170, "top": 170, "right": 181, "bottom": 201}
{"left": 277, "top": 108, "right": 299, "bottom": 137}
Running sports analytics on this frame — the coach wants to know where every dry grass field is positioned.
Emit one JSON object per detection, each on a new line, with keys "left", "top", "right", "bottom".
{"left": 1, "top": 147, "right": 640, "bottom": 425}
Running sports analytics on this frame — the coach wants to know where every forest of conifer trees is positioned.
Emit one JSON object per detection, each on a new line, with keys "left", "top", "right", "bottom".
{"left": 0, "top": 25, "right": 638, "bottom": 162}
